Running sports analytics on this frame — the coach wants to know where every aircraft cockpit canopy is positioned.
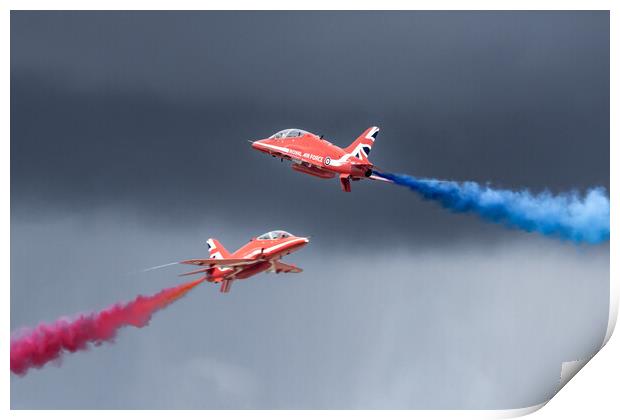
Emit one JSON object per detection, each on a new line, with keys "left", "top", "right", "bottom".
{"left": 270, "top": 129, "right": 310, "bottom": 139}
{"left": 257, "top": 230, "right": 293, "bottom": 240}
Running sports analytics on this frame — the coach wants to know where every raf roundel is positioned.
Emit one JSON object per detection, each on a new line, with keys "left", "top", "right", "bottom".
{"left": 325, "top": 157, "right": 331, "bottom": 166}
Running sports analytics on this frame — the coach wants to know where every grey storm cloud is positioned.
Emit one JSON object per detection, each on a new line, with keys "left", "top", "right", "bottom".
{"left": 11, "top": 11, "right": 609, "bottom": 409}
{"left": 10, "top": 218, "right": 609, "bottom": 409}
{"left": 11, "top": 11, "right": 609, "bottom": 242}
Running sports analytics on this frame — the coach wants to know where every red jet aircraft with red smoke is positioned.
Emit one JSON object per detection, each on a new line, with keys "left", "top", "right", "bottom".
{"left": 178, "top": 230, "right": 309, "bottom": 293}
{"left": 251, "top": 127, "right": 389, "bottom": 192}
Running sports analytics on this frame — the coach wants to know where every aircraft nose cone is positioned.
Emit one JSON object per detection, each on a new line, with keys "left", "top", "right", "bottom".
{"left": 251, "top": 140, "right": 267, "bottom": 151}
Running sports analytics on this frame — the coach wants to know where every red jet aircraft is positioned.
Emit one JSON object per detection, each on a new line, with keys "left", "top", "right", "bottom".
{"left": 251, "top": 127, "right": 389, "bottom": 192}
{"left": 178, "top": 230, "right": 309, "bottom": 293}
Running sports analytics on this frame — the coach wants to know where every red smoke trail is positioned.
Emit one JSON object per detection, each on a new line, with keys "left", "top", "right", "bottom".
{"left": 10, "top": 278, "right": 203, "bottom": 376}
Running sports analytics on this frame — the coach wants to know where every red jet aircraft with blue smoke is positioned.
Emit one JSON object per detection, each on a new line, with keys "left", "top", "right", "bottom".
{"left": 178, "top": 230, "right": 309, "bottom": 293}
{"left": 251, "top": 127, "right": 389, "bottom": 192}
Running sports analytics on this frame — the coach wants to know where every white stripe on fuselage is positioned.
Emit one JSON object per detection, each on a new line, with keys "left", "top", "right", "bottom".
{"left": 258, "top": 141, "right": 349, "bottom": 168}
{"left": 257, "top": 139, "right": 373, "bottom": 171}
{"left": 243, "top": 238, "right": 307, "bottom": 258}
{"left": 326, "top": 149, "right": 366, "bottom": 167}
{"left": 256, "top": 143, "right": 291, "bottom": 154}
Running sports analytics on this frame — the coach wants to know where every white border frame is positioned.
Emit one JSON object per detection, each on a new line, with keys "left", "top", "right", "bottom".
{"left": 4, "top": 1, "right": 616, "bottom": 418}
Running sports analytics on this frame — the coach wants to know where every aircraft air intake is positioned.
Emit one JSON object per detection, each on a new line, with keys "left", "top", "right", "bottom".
{"left": 10, "top": 279, "right": 203, "bottom": 376}
{"left": 375, "top": 171, "right": 609, "bottom": 244}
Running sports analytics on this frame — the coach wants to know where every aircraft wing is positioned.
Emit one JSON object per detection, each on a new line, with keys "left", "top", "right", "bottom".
{"left": 270, "top": 261, "right": 303, "bottom": 274}
{"left": 179, "top": 258, "right": 256, "bottom": 267}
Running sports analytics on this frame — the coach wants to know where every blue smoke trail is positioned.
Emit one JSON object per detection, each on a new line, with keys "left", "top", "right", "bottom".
{"left": 375, "top": 171, "right": 609, "bottom": 244}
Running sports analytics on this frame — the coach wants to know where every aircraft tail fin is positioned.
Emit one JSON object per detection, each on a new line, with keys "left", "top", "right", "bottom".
{"left": 206, "top": 238, "right": 232, "bottom": 259}
{"left": 344, "top": 126, "right": 379, "bottom": 163}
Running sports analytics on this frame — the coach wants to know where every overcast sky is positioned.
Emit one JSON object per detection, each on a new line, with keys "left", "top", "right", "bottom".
{"left": 11, "top": 11, "right": 609, "bottom": 409}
